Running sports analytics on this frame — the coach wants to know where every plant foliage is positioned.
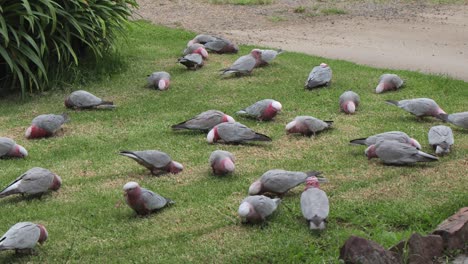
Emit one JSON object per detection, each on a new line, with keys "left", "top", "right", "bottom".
{"left": 0, "top": 0, "right": 137, "bottom": 97}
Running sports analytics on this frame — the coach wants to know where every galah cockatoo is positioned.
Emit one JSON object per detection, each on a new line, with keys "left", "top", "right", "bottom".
{"left": 207, "top": 122, "right": 271, "bottom": 144}
{"left": 65, "top": 90, "right": 115, "bottom": 109}
{"left": 171, "top": 110, "right": 235, "bottom": 132}
{"left": 0, "top": 222, "right": 48, "bottom": 254}
{"left": 439, "top": 112, "right": 468, "bottom": 129}
{"left": 305, "top": 63, "right": 332, "bottom": 89}
{"left": 301, "top": 176, "right": 329, "bottom": 230}
{"left": 147, "top": 71, "right": 171, "bottom": 91}
{"left": 248, "top": 169, "right": 324, "bottom": 197}
{"left": 375, "top": 74, "right": 404, "bottom": 93}
{"left": 238, "top": 195, "right": 281, "bottom": 224}
{"left": 428, "top": 125, "right": 454, "bottom": 155}
{"left": 256, "top": 49, "right": 283, "bottom": 67}
{"left": 286, "top": 116, "right": 333, "bottom": 137}
{"left": 0, "top": 167, "right": 62, "bottom": 198}
{"left": 119, "top": 150, "right": 183, "bottom": 175}
{"left": 385, "top": 98, "right": 446, "bottom": 119}
{"left": 25, "top": 113, "right": 69, "bottom": 139}
{"left": 350, "top": 131, "right": 421, "bottom": 150}
{"left": 183, "top": 43, "right": 209, "bottom": 59}
{"left": 365, "top": 139, "right": 438, "bottom": 165}
{"left": 339, "top": 91, "right": 360, "bottom": 114}
{"left": 209, "top": 150, "right": 235, "bottom": 175}
{"left": 178, "top": 53, "right": 204, "bottom": 70}
{"left": 188, "top": 35, "right": 238, "bottom": 54}
{"left": 123, "top": 181, "right": 174, "bottom": 216}
{"left": 220, "top": 49, "right": 262, "bottom": 76}
{"left": 236, "top": 99, "right": 282, "bottom": 121}
{"left": 0, "top": 137, "right": 28, "bottom": 159}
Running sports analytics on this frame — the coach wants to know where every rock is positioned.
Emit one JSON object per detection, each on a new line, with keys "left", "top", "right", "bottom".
{"left": 389, "top": 233, "right": 444, "bottom": 264}
{"left": 432, "top": 207, "right": 468, "bottom": 250}
{"left": 339, "top": 236, "right": 401, "bottom": 264}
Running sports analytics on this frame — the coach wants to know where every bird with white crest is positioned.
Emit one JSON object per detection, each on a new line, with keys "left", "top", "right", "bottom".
{"left": 365, "top": 139, "right": 438, "bottom": 165}
{"left": 0, "top": 137, "right": 28, "bottom": 159}
{"left": 285, "top": 116, "right": 333, "bottom": 137}
{"left": 123, "top": 181, "right": 174, "bottom": 216}
{"left": 172, "top": 110, "right": 235, "bottom": 132}
{"left": 238, "top": 195, "right": 281, "bottom": 224}
{"left": 301, "top": 176, "right": 329, "bottom": 230}
{"left": 209, "top": 150, "right": 235, "bottom": 176}
{"left": 119, "top": 150, "right": 183, "bottom": 175}
{"left": 207, "top": 122, "right": 271, "bottom": 144}
{"left": 0, "top": 167, "right": 62, "bottom": 199}
{"left": 339, "top": 91, "right": 360, "bottom": 114}
{"left": 147, "top": 71, "right": 171, "bottom": 91}
{"left": 350, "top": 131, "right": 422, "bottom": 150}
{"left": 375, "top": 74, "right": 404, "bottom": 94}
{"left": 236, "top": 99, "right": 282, "bottom": 121}
{"left": 305, "top": 63, "right": 332, "bottom": 89}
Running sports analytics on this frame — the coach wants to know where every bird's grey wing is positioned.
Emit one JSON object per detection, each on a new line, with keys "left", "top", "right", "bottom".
{"left": 260, "top": 50, "right": 278, "bottom": 63}
{"left": 230, "top": 55, "right": 256, "bottom": 72}
{"left": 33, "top": 115, "right": 65, "bottom": 132}
{"left": 17, "top": 167, "right": 53, "bottom": 195}
{"left": 204, "top": 40, "right": 228, "bottom": 52}
{"left": 134, "top": 151, "right": 171, "bottom": 169}
{"left": 242, "top": 99, "right": 271, "bottom": 117}
{"left": 70, "top": 91, "right": 102, "bottom": 107}
{"left": 0, "top": 138, "right": 14, "bottom": 157}
{"left": 141, "top": 188, "right": 168, "bottom": 210}
{"left": 377, "top": 141, "right": 419, "bottom": 164}
{"left": 0, "top": 222, "right": 39, "bottom": 250}
{"left": 368, "top": 131, "right": 410, "bottom": 145}
{"left": 250, "top": 196, "right": 276, "bottom": 218}
{"left": 262, "top": 170, "right": 307, "bottom": 193}
{"left": 449, "top": 112, "right": 468, "bottom": 128}
{"left": 400, "top": 99, "right": 433, "bottom": 116}
{"left": 184, "top": 110, "right": 224, "bottom": 130}
{"left": 303, "top": 117, "right": 328, "bottom": 132}
{"left": 429, "top": 126, "right": 453, "bottom": 145}
{"left": 301, "top": 189, "right": 329, "bottom": 220}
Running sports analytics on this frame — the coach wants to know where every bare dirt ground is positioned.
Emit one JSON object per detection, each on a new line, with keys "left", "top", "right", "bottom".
{"left": 135, "top": 0, "right": 468, "bottom": 82}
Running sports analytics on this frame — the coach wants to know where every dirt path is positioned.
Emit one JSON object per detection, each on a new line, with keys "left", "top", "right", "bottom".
{"left": 135, "top": 0, "right": 468, "bottom": 82}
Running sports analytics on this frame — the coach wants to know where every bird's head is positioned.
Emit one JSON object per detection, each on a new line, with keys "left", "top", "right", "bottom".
{"left": 248, "top": 180, "right": 262, "bottom": 195}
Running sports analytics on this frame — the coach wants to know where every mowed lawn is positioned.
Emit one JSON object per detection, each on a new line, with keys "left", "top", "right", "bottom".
{"left": 0, "top": 21, "right": 466, "bottom": 263}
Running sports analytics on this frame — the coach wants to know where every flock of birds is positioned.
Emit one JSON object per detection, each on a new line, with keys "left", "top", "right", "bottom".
{"left": 0, "top": 33, "right": 467, "bottom": 255}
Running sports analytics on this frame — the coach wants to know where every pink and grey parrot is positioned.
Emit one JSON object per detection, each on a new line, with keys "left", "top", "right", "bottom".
{"left": 0, "top": 222, "right": 48, "bottom": 254}
{"left": 0, "top": 167, "right": 62, "bottom": 198}
{"left": 178, "top": 53, "right": 204, "bottom": 70}
{"left": 256, "top": 49, "right": 283, "bottom": 67}
{"left": 305, "top": 63, "right": 332, "bottom": 89}
{"left": 238, "top": 195, "right": 281, "bottom": 224}
{"left": 248, "top": 169, "right": 324, "bottom": 197}
{"left": 350, "top": 131, "right": 421, "bottom": 150}
{"left": 439, "top": 112, "right": 468, "bottom": 129}
{"left": 365, "top": 139, "right": 438, "bottom": 165}
{"left": 220, "top": 49, "right": 262, "bottom": 76}
{"left": 428, "top": 125, "right": 454, "bottom": 155}
{"left": 147, "top": 71, "right": 171, "bottom": 91}
{"left": 339, "top": 91, "right": 360, "bottom": 114}
{"left": 207, "top": 122, "right": 271, "bottom": 144}
{"left": 65, "top": 90, "right": 115, "bottom": 109}
{"left": 119, "top": 150, "right": 183, "bottom": 175}
{"left": 375, "top": 74, "right": 404, "bottom": 94}
{"left": 236, "top": 99, "right": 282, "bottom": 121}
{"left": 183, "top": 43, "right": 209, "bottom": 59}
{"left": 209, "top": 150, "right": 235, "bottom": 175}
{"left": 172, "top": 110, "right": 235, "bottom": 132}
{"left": 385, "top": 98, "right": 446, "bottom": 119}
{"left": 188, "top": 35, "right": 238, "bottom": 54}
{"left": 301, "top": 176, "right": 329, "bottom": 230}
{"left": 25, "top": 113, "right": 69, "bottom": 139}
{"left": 123, "top": 181, "right": 174, "bottom": 216}
{"left": 0, "top": 137, "right": 28, "bottom": 159}
{"left": 285, "top": 116, "right": 333, "bottom": 137}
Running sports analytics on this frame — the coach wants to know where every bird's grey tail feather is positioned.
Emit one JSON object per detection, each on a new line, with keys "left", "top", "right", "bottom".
{"left": 417, "top": 151, "right": 439, "bottom": 162}
{"left": 325, "top": 121, "right": 333, "bottom": 126}
{"left": 236, "top": 110, "right": 247, "bottom": 115}
{"left": 253, "top": 133, "right": 272, "bottom": 142}
{"left": 349, "top": 138, "right": 367, "bottom": 145}
{"left": 385, "top": 100, "right": 399, "bottom": 106}
{"left": 277, "top": 49, "right": 284, "bottom": 54}
{"left": 438, "top": 113, "right": 449, "bottom": 122}
{"left": 166, "top": 198, "right": 176, "bottom": 205}
{"left": 171, "top": 122, "right": 188, "bottom": 130}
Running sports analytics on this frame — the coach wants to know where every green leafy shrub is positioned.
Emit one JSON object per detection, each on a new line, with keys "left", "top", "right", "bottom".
{"left": 0, "top": 0, "right": 137, "bottom": 97}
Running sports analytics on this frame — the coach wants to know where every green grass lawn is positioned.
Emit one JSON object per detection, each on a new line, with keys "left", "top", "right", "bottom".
{"left": 0, "top": 20, "right": 467, "bottom": 263}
